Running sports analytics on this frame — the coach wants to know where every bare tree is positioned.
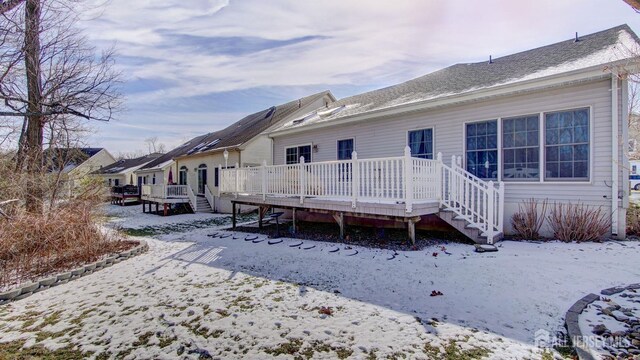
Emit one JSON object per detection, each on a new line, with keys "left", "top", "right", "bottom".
{"left": 144, "top": 136, "right": 166, "bottom": 154}
{"left": 0, "top": 0, "right": 121, "bottom": 212}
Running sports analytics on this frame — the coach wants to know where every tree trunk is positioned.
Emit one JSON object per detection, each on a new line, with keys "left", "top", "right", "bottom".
{"left": 24, "top": 0, "right": 43, "bottom": 213}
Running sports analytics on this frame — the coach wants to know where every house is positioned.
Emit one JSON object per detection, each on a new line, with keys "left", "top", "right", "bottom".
{"left": 45, "top": 147, "right": 116, "bottom": 197}
{"left": 93, "top": 153, "right": 163, "bottom": 205}
{"left": 219, "top": 24, "right": 640, "bottom": 243}
{"left": 138, "top": 91, "right": 335, "bottom": 215}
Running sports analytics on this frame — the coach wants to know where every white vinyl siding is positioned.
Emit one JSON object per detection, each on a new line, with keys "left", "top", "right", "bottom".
{"left": 272, "top": 79, "right": 620, "bottom": 236}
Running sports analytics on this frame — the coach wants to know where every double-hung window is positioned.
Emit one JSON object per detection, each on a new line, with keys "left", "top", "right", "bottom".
{"left": 408, "top": 128, "right": 433, "bottom": 159}
{"left": 544, "top": 108, "right": 589, "bottom": 180}
{"left": 466, "top": 120, "right": 498, "bottom": 179}
{"left": 285, "top": 145, "right": 312, "bottom": 164}
{"left": 502, "top": 115, "right": 539, "bottom": 181}
{"left": 337, "top": 139, "right": 354, "bottom": 160}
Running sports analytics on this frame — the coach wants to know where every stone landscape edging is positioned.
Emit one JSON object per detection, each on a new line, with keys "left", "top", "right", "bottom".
{"left": 0, "top": 240, "right": 148, "bottom": 306}
{"left": 565, "top": 283, "right": 640, "bottom": 360}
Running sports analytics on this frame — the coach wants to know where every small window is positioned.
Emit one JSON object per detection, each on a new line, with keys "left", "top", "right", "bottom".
{"left": 466, "top": 120, "right": 498, "bottom": 179}
{"left": 285, "top": 145, "right": 312, "bottom": 164}
{"left": 337, "top": 139, "right": 354, "bottom": 160}
{"left": 114, "top": 179, "right": 120, "bottom": 186}
{"left": 179, "top": 166, "right": 188, "bottom": 185}
{"left": 633, "top": 165, "right": 638, "bottom": 174}
{"left": 502, "top": 115, "right": 539, "bottom": 181}
{"left": 544, "top": 108, "right": 589, "bottom": 180}
{"left": 152, "top": 174, "right": 156, "bottom": 185}
{"left": 408, "top": 129, "right": 433, "bottom": 159}
{"left": 214, "top": 167, "right": 219, "bottom": 187}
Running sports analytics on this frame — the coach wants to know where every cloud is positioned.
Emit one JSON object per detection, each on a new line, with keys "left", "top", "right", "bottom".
{"left": 79, "top": 0, "right": 640, "bottom": 152}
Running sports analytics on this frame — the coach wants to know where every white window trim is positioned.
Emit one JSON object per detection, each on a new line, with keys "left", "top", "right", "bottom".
{"left": 495, "top": 105, "right": 594, "bottom": 184}
{"left": 406, "top": 127, "right": 436, "bottom": 159}
{"left": 284, "top": 143, "right": 313, "bottom": 164}
{"left": 336, "top": 138, "right": 356, "bottom": 160}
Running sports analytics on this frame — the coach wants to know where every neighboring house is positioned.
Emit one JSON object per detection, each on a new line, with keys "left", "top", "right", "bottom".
{"left": 139, "top": 91, "right": 335, "bottom": 214}
{"left": 45, "top": 147, "right": 116, "bottom": 197}
{"left": 93, "top": 153, "right": 163, "bottom": 205}
{"left": 220, "top": 24, "right": 639, "bottom": 243}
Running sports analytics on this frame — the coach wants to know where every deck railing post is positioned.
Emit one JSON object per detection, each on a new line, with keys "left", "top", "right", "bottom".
{"left": 497, "top": 181, "right": 505, "bottom": 233}
{"left": 351, "top": 151, "right": 358, "bottom": 208}
{"left": 234, "top": 162, "right": 239, "bottom": 199}
{"left": 299, "top": 156, "right": 306, "bottom": 204}
{"left": 436, "top": 152, "right": 443, "bottom": 201}
{"left": 218, "top": 165, "right": 222, "bottom": 195}
{"left": 404, "top": 146, "right": 413, "bottom": 212}
{"left": 261, "top": 160, "right": 267, "bottom": 201}
{"left": 487, "top": 180, "right": 495, "bottom": 244}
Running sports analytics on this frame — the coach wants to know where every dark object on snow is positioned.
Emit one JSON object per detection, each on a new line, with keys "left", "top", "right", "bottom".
{"left": 252, "top": 238, "right": 265, "bottom": 243}
{"left": 303, "top": 245, "right": 315, "bottom": 250}
{"left": 207, "top": 232, "right": 219, "bottom": 238}
{"left": 345, "top": 250, "right": 358, "bottom": 256}
{"left": 245, "top": 235, "right": 258, "bottom": 241}
{"left": 474, "top": 244, "right": 498, "bottom": 253}
{"left": 387, "top": 254, "right": 396, "bottom": 260}
{"left": 270, "top": 212, "right": 285, "bottom": 238}
{"left": 329, "top": 247, "right": 340, "bottom": 253}
{"left": 218, "top": 234, "right": 232, "bottom": 239}
{"left": 268, "top": 239, "right": 283, "bottom": 245}
{"left": 430, "top": 290, "right": 443, "bottom": 297}
{"left": 289, "top": 241, "right": 303, "bottom": 247}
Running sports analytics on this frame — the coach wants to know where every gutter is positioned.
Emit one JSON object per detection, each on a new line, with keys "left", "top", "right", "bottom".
{"left": 269, "top": 60, "right": 639, "bottom": 138}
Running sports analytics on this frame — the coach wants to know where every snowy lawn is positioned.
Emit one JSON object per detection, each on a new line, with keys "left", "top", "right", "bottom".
{"left": 0, "top": 205, "right": 638, "bottom": 359}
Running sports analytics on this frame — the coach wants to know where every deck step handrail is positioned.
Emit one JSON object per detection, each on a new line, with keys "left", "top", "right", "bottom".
{"left": 219, "top": 147, "right": 504, "bottom": 243}
{"left": 186, "top": 185, "right": 198, "bottom": 212}
{"left": 204, "top": 184, "right": 215, "bottom": 211}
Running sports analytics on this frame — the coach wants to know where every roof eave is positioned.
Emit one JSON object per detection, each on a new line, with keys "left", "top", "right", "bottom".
{"left": 269, "top": 60, "right": 639, "bottom": 137}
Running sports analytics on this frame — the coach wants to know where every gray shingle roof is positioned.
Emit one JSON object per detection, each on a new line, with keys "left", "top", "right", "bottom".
{"left": 140, "top": 90, "right": 332, "bottom": 169}
{"left": 93, "top": 153, "right": 163, "bottom": 174}
{"left": 275, "top": 24, "right": 640, "bottom": 132}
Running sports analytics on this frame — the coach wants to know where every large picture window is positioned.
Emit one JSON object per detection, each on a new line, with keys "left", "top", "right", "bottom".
{"left": 466, "top": 120, "right": 498, "bottom": 179}
{"left": 502, "top": 115, "right": 539, "bottom": 181}
{"left": 408, "top": 128, "right": 433, "bottom": 159}
{"left": 544, "top": 108, "right": 589, "bottom": 180}
{"left": 285, "top": 145, "right": 312, "bottom": 164}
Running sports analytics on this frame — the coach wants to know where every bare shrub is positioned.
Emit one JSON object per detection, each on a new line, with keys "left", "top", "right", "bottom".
{"left": 0, "top": 198, "right": 132, "bottom": 290}
{"left": 511, "top": 198, "right": 548, "bottom": 240}
{"left": 626, "top": 204, "right": 640, "bottom": 236}
{"left": 547, "top": 203, "right": 611, "bottom": 242}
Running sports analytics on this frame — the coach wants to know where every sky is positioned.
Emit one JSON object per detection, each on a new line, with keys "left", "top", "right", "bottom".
{"left": 79, "top": 0, "right": 640, "bottom": 155}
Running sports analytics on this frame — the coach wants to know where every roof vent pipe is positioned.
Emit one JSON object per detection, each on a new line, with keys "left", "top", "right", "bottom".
{"left": 488, "top": 55, "right": 493, "bottom": 64}
{"left": 574, "top": 32, "right": 580, "bottom": 42}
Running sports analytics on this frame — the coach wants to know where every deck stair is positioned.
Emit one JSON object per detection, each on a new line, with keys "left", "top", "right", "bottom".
{"left": 195, "top": 195, "right": 213, "bottom": 213}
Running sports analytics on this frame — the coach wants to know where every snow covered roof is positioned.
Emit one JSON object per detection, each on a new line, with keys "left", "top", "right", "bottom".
{"left": 94, "top": 153, "right": 163, "bottom": 175}
{"left": 44, "top": 147, "right": 106, "bottom": 173}
{"left": 141, "top": 90, "right": 333, "bottom": 168}
{"left": 274, "top": 24, "right": 640, "bottom": 133}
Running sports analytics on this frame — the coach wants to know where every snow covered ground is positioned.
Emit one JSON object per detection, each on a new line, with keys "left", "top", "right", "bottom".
{"left": 0, "top": 205, "right": 639, "bottom": 359}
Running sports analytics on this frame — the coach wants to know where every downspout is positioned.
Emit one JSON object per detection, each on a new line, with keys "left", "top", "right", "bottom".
{"left": 611, "top": 72, "right": 619, "bottom": 236}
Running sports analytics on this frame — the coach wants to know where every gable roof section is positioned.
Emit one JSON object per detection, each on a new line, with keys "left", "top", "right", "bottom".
{"left": 94, "top": 153, "right": 163, "bottom": 175}
{"left": 44, "top": 147, "right": 105, "bottom": 172}
{"left": 139, "top": 91, "right": 333, "bottom": 169}
{"left": 273, "top": 24, "right": 640, "bottom": 133}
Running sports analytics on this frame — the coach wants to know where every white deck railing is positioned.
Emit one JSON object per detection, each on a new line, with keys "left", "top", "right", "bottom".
{"left": 220, "top": 147, "right": 504, "bottom": 243}
{"left": 141, "top": 184, "right": 189, "bottom": 199}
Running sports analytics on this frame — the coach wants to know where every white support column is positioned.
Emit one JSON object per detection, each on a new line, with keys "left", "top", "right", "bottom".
{"left": 611, "top": 72, "right": 619, "bottom": 236}
{"left": 299, "top": 156, "right": 305, "bottom": 205}
{"left": 218, "top": 165, "right": 222, "bottom": 196}
{"left": 234, "top": 162, "right": 239, "bottom": 199}
{"left": 261, "top": 160, "right": 267, "bottom": 201}
{"left": 404, "top": 146, "right": 413, "bottom": 213}
{"left": 351, "top": 151, "right": 359, "bottom": 208}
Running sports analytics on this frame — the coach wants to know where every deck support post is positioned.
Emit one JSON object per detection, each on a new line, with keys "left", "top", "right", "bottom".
{"left": 407, "top": 217, "right": 420, "bottom": 245}
{"left": 258, "top": 206, "right": 269, "bottom": 229}
{"left": 292, "top": 208, "right": 297, "bottom": 234}
{"left": 163, "top": 203, "right": 168, "bottom": 217}
{"left": 142, "top": 200, "right": 145, "bottom": 213}
{"left": 155, "top": 202, "right": 159, "bottom": 214}
{"left": 232, "top": 202, "right": 237, "bottom": 229}
{"left": 332, "top": 212, "right": 345, "bottom": 239}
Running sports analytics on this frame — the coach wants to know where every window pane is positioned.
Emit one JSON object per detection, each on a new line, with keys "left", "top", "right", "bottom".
{"left": 299, "top": 146, "right": 311, "bottom": 162}
{"left": 408, "top": 129, "right": 433, "bottom": 159}
{"left": 502, "top": 115, "right": 539, "bottom": 181}
{"left": 545, "top": 108, "right": 589, "bottom": 180}
{"left": 466, "top": 120, "right": 497, "bottom": 179}
{"left": 338, "top": 139, "right": 354, "bottom": 160}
